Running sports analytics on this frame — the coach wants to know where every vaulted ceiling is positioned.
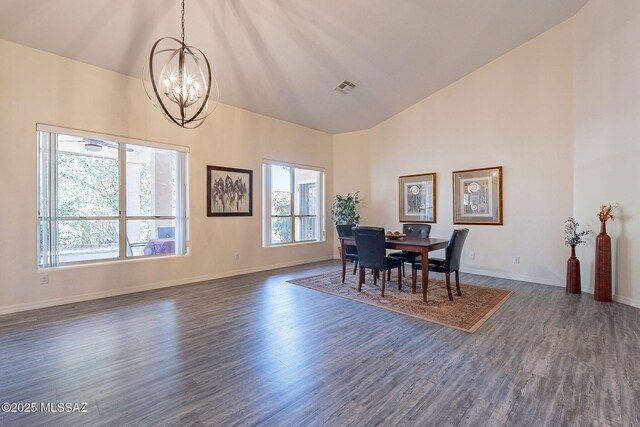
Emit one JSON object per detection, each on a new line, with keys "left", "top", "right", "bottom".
{"left": 0, "top": 0, "right": 588, "bottom": 133}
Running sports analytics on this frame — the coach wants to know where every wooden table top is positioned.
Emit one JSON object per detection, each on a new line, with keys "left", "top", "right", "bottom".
{"left": 339, "top": 235, "right": 449, "bottom": 250}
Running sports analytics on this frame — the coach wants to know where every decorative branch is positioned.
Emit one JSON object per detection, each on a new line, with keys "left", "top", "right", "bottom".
{"left": 564, "top": 217, "right": 591, "bottom": 247}
{"left": 598, "top": 203, "right": 618, "bottom": 223}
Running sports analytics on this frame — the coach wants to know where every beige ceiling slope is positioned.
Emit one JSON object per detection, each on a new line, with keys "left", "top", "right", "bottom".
{"left": 0, "top": 0, "right": 588, "bottom": 133}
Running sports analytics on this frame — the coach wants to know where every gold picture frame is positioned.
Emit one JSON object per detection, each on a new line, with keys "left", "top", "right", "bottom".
{"left": 452, "top": 166, "right": 503, "bottom": 225}
{"left": 398, "top": 173, "right": 437, "bottom": 223}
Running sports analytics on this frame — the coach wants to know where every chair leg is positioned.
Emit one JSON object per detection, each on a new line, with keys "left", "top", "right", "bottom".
{"left": 381, "top": 270, "right": 386, "bottom": 297}
{"left": 358, "top": 267, "right": 364, "bottom": 292}
{"left": 402, "top": 263, "right": 406, "bottom": 277}
{"left": 387, "top": 269, "right": 391, "bottom": 281}
{"left": 352, "top": 260, "right": 358, "bottom": 275}
{"left": 445, "top": 273, "right": 453, "bottom": 301}
{"left": 411, "top": 268, "right": 417, "bottom": 294}
{"left": 455, "top": 270, "right": 461, "bottom": 296}
{"left": 373, "top": 270, "right": 377, "bottom": 287}
{"left": 398, "top": 266, "right": 402, "bottom": 290}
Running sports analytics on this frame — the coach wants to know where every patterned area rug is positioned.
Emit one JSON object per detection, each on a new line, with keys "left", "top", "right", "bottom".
{"left": 288, "top": 269, "right": 512, "bottom": 333}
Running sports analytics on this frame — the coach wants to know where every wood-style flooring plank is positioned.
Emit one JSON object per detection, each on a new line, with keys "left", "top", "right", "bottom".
{"left": 0, "top": 260, "right": 639, "bottom": 426}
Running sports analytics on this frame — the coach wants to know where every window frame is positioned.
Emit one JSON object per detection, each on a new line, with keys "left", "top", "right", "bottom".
{"left": 263, "top": 159, "right": 325, "bottom": 247}
{"left": 37, "top": 124, "right": 190, "bottom": 268}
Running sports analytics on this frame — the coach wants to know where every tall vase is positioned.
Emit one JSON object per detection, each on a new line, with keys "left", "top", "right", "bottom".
{"left": 566, "top": 245, "right": 581, "bottom": 294}
{"left": 594, "top": 221, "right": 612, "bottom": 302}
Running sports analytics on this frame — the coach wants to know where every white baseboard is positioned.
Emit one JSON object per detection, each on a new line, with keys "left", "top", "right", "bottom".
{"left": 330, "top": 256, "right": 565, "bottom": 287}
{"left": 464, "top": 270, "right": 640, "bottom": 309}
{"left": 332, "top": 255, "right": 640, "bottom": 309}
{"left": 613, "top": 294, "right": 640, "bottom": 309}
{"left": 580, "top": 287, "right": 640, "bottom": 309}
{"left": 0, "top": 256, "right": 334, "bottom": 316}
{"left": 459, "top": 266, "right": 565, "bottom": 288}
{"left": 451, "top": 268, "right": 640, "bottom": 308}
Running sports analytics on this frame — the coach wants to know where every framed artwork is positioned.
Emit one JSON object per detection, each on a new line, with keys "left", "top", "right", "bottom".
{"left": 398, "top": 173, "right": 437, "bottom": 223}
{"left": 207, "top": 165, "right": 253, "bottom": 217}
{"left": 452, "top": 166, "right": 503, "bottom": 225}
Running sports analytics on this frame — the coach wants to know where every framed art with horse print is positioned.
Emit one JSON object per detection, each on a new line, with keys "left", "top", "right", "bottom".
{"left": 207, "top": 165, "right": 253, "bottom": 217}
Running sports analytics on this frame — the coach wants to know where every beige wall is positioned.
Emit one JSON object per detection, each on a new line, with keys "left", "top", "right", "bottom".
{"left": 332, "top": 0, "right": 640, "bottom": 308}
{"left": 0, "top": 39, "right": 334, "bottom": 314}
{"left": 331, "top": 130, "right": 371, "bottom": 256}
{"left": 334, "top": 21, "right": 575, "bottom": 287}
{"left": 2, "top": 0, "right": 639, "bottom": 313}
{"left": 573, "top": 0, "right": 640, "bottom": 307}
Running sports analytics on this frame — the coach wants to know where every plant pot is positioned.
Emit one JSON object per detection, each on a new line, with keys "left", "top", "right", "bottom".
{"left": 566, "top": 245, "right": 581, "bottom": 294}
{"left": 594, "top": 221, "right": 612, "bottom": 302}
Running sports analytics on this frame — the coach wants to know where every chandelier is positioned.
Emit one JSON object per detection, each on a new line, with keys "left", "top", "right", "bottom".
{"left": 143, "top": 0, "right": 219, "bottom": 129}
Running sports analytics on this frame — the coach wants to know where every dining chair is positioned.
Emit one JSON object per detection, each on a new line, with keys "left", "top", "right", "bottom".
{"left": 410, "top": 228, "right": 469, "bottom": 301}
{"left": 353, "top": 226, "right": 402, "bottom": 297}
{"left": 157, "top": 226, "right": 175, "bottom": 238}
{"left": 388, "top": 223, "right": 432, "bottom": 276}
{"left": 336, "top": 224, "right": 359, "bottom": 275}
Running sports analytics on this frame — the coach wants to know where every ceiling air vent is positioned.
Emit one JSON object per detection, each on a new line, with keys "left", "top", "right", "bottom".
{"left": 334, "top": 80, "right": 357, "bottom": 94}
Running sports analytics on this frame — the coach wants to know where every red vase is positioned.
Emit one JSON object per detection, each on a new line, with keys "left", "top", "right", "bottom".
{"left": 594, "top": 221, "right": 612, "bottom": 302}
{"left": 566, "top": 245, "right": 581, "bottom": 294}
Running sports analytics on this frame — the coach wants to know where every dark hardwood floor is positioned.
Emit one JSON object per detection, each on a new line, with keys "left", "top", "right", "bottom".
{"left": 0, "top": 260, "right": 638, "bottom": 426}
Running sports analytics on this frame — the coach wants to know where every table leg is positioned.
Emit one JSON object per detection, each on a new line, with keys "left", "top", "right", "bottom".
{"left": 341, "top": 243, "right": 347, "bottom": 283}
{"left": 422, "top": 248, "right": 430, "bottom": 302}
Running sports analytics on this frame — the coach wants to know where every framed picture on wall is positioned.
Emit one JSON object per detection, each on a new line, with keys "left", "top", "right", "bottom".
{"left": 452, "top": 166, "right": 503, "bottom": 225}
{"left": 207, "top": 165, "right": 253, "bottom": 217}
{"left": 398, "top": 173, "right": 437, "bottom": 223}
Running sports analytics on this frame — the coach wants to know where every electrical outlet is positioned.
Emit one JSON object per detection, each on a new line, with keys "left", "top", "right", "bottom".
{"left": 235, "top": 253, "right": 240, "bottom": 261}
{"left": 40, "top": 274, "right": 49, "bottom": 285}
{"left": 514, "top": 257, "right": 520, "bottom": 264}
{"left": 469, "top": 252, "right": 476, "bottom": 260}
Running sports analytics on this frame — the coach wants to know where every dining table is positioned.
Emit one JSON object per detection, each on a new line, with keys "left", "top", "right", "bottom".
{"left": 144, "top": 238, "right": 175, "bottom": 255}
{"left": 339, "top": 235, "right": 449, "bottom": 303}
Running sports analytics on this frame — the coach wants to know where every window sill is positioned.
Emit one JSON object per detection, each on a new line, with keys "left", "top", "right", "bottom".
{"left": 38, "top": 253, "right": 190, "bottom": 272}
{"left": 263, "top": 240, "right": 326, "bottom": 249}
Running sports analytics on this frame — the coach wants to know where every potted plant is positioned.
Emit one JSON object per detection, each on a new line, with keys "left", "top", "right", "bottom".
{"left": 330, "top": 192, "right": 361, "bottom": 225}
{"left": 564, "top": 218, "right": 591, "bottom": 294}
{"left": 331, "top": 192, "right": 361, "bottom": 259}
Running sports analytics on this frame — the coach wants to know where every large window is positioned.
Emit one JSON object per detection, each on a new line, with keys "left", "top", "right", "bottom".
{"left": 263, "top": 161, "right": 325, "bottom": 246}
{"left": 37, "top": 125, "right": 188, "bottom": 267}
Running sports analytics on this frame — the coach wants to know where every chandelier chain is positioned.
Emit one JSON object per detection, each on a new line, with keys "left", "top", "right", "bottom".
{"left": 181, "top": 0, "right": 185, "bottom": 45}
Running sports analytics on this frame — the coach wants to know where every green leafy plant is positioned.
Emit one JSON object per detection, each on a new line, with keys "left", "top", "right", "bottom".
{"left": 564, "top": 217, "right": 591, "bottom": 247}
{"left": 272, "top": 194, "right": 292, "bottom": 242}
{"left": 330, "top": 192, "right": 361, "bottom": 225}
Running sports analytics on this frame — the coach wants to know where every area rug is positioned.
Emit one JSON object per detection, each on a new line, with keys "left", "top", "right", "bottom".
{"left": 288, "top": 270, "right": 512, "bottom": 333}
